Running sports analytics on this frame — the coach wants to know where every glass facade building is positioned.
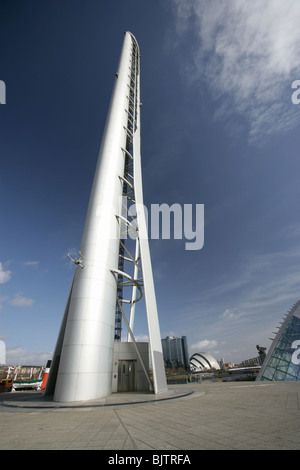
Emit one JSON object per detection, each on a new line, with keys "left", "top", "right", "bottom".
{"left": 257, "top": 300, "right": 300, "bottom": 381}
{"left": 161, "top": 336, "right": 190, "bottom": 370}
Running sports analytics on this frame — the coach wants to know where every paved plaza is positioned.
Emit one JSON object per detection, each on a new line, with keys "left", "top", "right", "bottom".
{"left": 0, "top": 381, "right": 299, "bottom": 450}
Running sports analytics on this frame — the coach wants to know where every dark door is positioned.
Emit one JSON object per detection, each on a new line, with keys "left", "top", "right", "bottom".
{"left": 118, "top": 360, "right": 137, "bottom": 392}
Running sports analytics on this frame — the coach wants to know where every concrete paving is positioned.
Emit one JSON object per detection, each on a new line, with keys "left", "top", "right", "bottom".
{"left": 0, "top": 381, "right": 299, "bottom": 450}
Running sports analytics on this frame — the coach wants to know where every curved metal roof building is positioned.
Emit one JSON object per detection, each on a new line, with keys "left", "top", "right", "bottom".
{"left": 190, "top": 352, "right": 220, "bottom": 372}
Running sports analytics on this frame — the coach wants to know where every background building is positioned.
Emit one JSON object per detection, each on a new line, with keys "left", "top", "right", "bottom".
{"left": 0, "top": 340, "right": 5, "bottom": 365}
{"left": 190, "top": 352, "right": 220, "bottom": 372}
{"left": 161, "top": 336, "right": 190, "bottom": 370}
{"left": 240, "top": 345, "right": 266, "bottom": 367}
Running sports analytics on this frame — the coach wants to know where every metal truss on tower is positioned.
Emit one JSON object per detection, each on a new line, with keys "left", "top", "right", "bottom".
{"left": 45, "top": 32, "right": 167, "bottom": 402}
{"left": 112, "top": 33, "right": 167, "bottom": 394}
{"left": 114, "top": 36, "right": 140, "bottom": 342}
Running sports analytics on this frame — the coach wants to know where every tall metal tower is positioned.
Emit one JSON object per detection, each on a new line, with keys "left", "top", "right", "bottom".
{"left": 45, "top": 32, "right": 167, "bottom": 402}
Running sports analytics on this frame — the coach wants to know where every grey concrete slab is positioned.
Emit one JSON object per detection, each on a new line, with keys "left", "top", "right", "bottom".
{"left": 0, "top": 386, "right": 195, "bottom": 409}
{"left": 0, "top": 381, "right": 299, "bottom": 450}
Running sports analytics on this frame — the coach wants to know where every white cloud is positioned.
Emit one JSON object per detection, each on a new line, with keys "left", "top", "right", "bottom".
{"left": 24, "top": 261, "right": 40, "bottom": 267}
{"left": 131, "top": 334, "right": 149, "bottom": 342}
{"left": 10, "top": 294, "right": 35, "bottom": 307}
{"left": 0, "top": 297, "right": 8, "bottom": 309}
{"left": 0, "top": 262, "right": 11, "bottom": 284}
{"left": 190, "top": 339, "right": 218, "bottom": 351}
{"left": 6, "top": 346, "right": 52, "bottom": 365}
{"left": 222, "top": 309, "right": 245, "bottom": 321}
{"left": 171, "top": 0, "right": 300, "bottom": 144}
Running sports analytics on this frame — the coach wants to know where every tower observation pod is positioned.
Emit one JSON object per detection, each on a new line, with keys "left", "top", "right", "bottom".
{"left": 45, "top": 32, "right": 167, "bottom": 402}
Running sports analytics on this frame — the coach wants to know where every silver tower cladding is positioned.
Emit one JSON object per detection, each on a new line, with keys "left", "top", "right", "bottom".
{"left": 45, "top": 32, "right": 167, "bottom": 402}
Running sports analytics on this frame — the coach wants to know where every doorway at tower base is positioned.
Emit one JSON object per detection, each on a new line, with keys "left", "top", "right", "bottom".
{"left": 112, "top": 342, "right": 152, "bottom": 393}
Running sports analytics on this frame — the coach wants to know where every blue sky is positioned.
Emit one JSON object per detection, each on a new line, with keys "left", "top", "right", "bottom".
{"left": 0, "top": 0, "right": 300, "bottom": 365}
